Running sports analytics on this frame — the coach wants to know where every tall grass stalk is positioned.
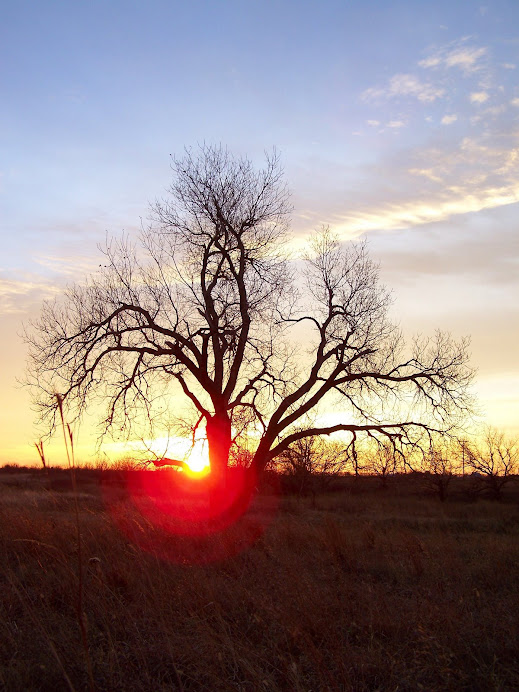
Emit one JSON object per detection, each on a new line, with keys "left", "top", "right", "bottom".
{"left": 56, "top": 394, "right": 95, "bottom": 692}
{"left": 34, "top": 438, "right": 48, "bottom": 473}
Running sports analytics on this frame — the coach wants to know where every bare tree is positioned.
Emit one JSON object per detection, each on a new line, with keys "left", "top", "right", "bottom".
{"left": 366, "top": 441, "right": 400, "bottom": 489}
{"left": 25, "top": 145, "right": 474, "bottom": 494}
{"left": 462, "top": 428, "right": 518, "bottom": 500}
{"left": 422, "top": 437, "right": 458, "bottom": 502}
{"left": 276, "top": 434, "right": 345, "bottom": 497}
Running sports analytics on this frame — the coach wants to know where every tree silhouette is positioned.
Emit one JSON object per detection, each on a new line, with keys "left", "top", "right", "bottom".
{"left": 422, "top": 437, "right": 458, "bottom": 502}
{"left": 26, "top": 145, "right": 474, "bottom": 489}
{"left": 276, "top": 433, "right": 345, "bottom": 498}
{"left": 366, "top": 441, "right": 400, "bottom": 489}
{"left": 462, "top": 428, "right": 518, "bottom": 500}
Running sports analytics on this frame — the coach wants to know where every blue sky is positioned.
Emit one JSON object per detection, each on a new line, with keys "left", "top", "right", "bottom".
{"left": 1, "top": 0, "right": 518, "bottom": 463}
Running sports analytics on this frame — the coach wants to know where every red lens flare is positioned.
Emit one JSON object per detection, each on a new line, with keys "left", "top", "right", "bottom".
{"left": 102, "top": 467, "right": 280, "bottom": 565}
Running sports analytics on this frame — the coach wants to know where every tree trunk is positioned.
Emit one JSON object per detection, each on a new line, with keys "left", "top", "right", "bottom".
{"left": 206, "top": 412, "right": 232, "bottom": 482}
{"left": 250, "top": 437, "right": 273, "bottom": 479}
{"left": 205, "top": 412, "right": 258, "bottom": 525}
{"left": 205, "top": 412, "right": 232, "bottom": 522}
{"left": 490, "top": 477, "right": 502, "bottom": 501}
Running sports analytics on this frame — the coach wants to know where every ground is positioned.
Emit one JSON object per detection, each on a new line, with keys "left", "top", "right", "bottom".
{"left": 1, "top": 469, "right": 518, "bottom": 691}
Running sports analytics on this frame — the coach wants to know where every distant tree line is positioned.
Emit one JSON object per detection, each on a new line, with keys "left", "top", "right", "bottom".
{"left": 267, "top": 426, "right": 518, "bottom": 502}
{"left": 7, "top": 425, "right": 516, "bottom": 504}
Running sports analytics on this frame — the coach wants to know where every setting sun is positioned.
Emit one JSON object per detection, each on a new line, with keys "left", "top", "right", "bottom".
{"left": 183, "top": 447, "right": 210, "bottom": 476}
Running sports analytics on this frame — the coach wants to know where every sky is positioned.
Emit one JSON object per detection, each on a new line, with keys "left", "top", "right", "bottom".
{"left": 1, "top": 0, "right": 518, "bottom": 466}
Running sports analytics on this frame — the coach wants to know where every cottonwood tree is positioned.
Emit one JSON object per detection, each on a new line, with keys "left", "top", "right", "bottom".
{"left": 26, "top": 145, "right": 474, "bottom": 492}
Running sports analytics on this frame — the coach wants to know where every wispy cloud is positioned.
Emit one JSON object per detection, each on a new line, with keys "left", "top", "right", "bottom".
{"left": 470, "top": 91, "right": 489, "bottom": 103}
{"left": 372, "top": 223, "right": 519, "bottom": 288}
{"left": 0, "top": 275, "right": 60, "bottom": 315}
{"left": 332, "top": 185, "right": 519, "bottom": 237}
{"left": 441, "top": 114, "right": 458, "bottom": 125}
{"left": 484, "top": 104, "right": 507, "bottom": 117}
{"left": 359, "top": 37, "right": 517, "bottom": 139}
{"left": 419, "top": 42, "right": 487, "bottom": 74}
{"left": 323, "top": 132, "right": 519, "bottom": 238}
{"left": 407, "top": 168, "right": 444, "bottom": 183}
{"left": 34, "top": 253, "right": 100, "bottom": 278}
{"left": 362, "top": 73, "right": 445, "bottom": 103}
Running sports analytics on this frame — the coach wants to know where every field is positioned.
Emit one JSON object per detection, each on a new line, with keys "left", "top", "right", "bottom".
{"left": 1, "top": 469, "right": 518, "bottom": 691}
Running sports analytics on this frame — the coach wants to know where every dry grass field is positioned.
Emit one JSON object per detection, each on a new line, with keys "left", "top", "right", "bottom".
{"left": 1, "top": 469, "right": 518, "bottom": 691}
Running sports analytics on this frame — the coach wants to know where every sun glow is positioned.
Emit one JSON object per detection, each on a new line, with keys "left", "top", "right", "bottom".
{"left": 183, "top": 444, "right": 210, "bottom": 476}
{"left": 99, "top": 432, "right": 279, "bottom": 564}
{"left": 110, "top": 433, "right": 211, "bottom": 475}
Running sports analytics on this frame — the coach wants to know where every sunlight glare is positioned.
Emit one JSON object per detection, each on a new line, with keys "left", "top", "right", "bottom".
{"left": 184, "top": 443, "right": 210, "bottom": 475}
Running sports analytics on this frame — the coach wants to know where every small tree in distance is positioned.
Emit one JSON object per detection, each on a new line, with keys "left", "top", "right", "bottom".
{"left": 422, "top": 438, "right": 458, "bottom": 502}
{"left": 25, "top": 145, "right": 474, "bottom": 496}
{"left": 367, "top": 441, "right": 400, "bottom": 489}
{"left": 462, "top": 428, "right": 518, "bottom": 500}
{"left": 276, "top": 434, "right": 345, "bottom": 498}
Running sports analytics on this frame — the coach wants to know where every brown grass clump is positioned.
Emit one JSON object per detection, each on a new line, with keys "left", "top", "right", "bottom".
{"left": 0, "top": 471, "right": 518, "bottom": 691}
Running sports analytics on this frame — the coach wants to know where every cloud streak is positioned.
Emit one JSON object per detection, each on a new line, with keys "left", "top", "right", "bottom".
{"left": 0, "top": 275, "right": 60, "bottom": 315}
{"left": 419, "top": 43, "right": 487, "bottom": 74}
{"left": 362, "top": 73, "right": 445, "bottom": 103}
{"left": 322, "top": 130, "right": 519, "bottom": 238}
{"left": 331, "top": 184, "right": 519, "bottom": 236}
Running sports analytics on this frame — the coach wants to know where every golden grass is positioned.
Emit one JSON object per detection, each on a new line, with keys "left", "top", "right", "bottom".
{"left": 1, "top": 471, "right": 518, "bottom": 691}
